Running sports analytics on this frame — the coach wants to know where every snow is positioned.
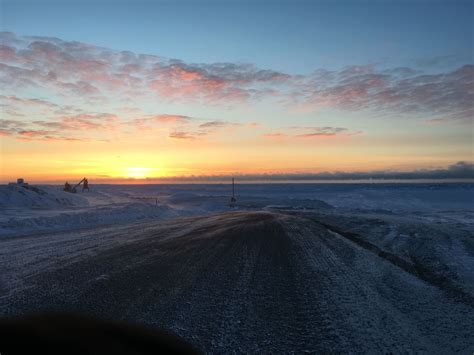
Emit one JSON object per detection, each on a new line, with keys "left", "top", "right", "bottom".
{"left": 1, "top": 182, "right": 472, "bottom": 240}
{"left": 0, "top": 182, "right": 473, "bottom": 352}
{"left": 0, "top": 185, "right": 181, "bottom": 236}
{"left": 1, "top": 209, "right": 473, "bottom": 352}
{"left": 2, "top": 182, "right": 472, "bottom": 235}
{"left": 0, "top": 184, "right": 90, "bottom": 209}
{"left": 2, "top": 183, "right": 472, "bottom": 299}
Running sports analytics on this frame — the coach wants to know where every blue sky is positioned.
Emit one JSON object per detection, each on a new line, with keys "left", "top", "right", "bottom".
{"left": 2, "top": 0, "right": 472, "bottom": 73}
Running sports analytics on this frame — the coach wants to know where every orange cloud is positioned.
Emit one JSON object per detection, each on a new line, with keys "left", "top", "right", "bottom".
{"left": 169, "top": 131, "right": 195, "bottom": 140}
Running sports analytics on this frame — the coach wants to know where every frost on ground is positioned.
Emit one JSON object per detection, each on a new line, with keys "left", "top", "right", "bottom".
{"left": 0, "top": 184, "right": 333, "bottom": 236}
{"left": 0, "top": 183, "right": 473, "bottom": 352}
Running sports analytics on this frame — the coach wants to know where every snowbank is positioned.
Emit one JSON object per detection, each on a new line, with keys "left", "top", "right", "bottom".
{"left": 0, "top": 202, "right": 178, "bottom": 236}
{"left": 0, "top": 185, "right": 90, "bottom": 209}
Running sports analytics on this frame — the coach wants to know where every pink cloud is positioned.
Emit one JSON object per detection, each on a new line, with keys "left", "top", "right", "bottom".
{"left": 248, "top": 122, "right": 261, "bottom": 128}
{"left": 149, "top": 114, "right": 191, "bottom": 123}
{"left": 0, "top": 45, "right": 16, "bottom": 62}
{"left": 1, "top": 32, "right": 472, "bottom": 124}
{"left": 132, "top": 114, "right": 192, "bottom": 131}
{"left": 18, "top": 129, "right": 54, "bottom": 137}
{"left": 1, "top": 102, "right": 121, "bottom": 141}
{"left": 261, "top": 132, "right": 288, "bottom": 139}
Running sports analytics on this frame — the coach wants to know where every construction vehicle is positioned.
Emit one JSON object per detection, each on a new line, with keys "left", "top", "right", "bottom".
{"left": 64, "top": 178, "right": 89, "bottom": 193}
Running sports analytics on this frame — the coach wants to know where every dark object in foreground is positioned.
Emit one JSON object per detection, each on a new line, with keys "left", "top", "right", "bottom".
{"left": 0, "top": 313, "right": 199, "bottom": 355}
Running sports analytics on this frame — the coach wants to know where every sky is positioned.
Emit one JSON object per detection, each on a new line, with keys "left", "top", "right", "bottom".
{"left": 0, "top": 0, "right": 473, "bottom": 182}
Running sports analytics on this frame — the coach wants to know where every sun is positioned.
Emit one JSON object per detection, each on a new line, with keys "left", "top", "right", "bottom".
{"left": 126, "top": 167, "right": 152, "bottom": 179}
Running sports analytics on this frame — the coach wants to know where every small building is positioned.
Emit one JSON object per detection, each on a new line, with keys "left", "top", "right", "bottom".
{"left": 8, "top": 178, "right": 29, "bottom": 187}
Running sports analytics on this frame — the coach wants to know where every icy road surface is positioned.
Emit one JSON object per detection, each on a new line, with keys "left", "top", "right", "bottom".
{"left": 1, "top": 211, "right": 473, "bottom": 353}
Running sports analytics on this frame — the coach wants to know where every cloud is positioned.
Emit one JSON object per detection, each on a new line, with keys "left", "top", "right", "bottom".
{"left": 0, "top": 95, "right": 59, "bottom": 109}
{"left": 1, "top": 107, "right": 119, "bottom": 141}
{"left": 0, "top": 119, "right": 24, "bottom": 129}
{"left": 58, "top": 81, "right": 101, "bottom": 95}
{"left": 1, "top": 31, "right": 472, "bottom": 127}
{"left": 34, "top": 114, "right": 118, "bottom": 131}
{"left": 0, "top": 32, "right": 289, "bottom": 103}
{"left": 18, "top": 129, "right": 56, "bottom": 137}
{"left": 292, "top": 126, "right": 348, "bottom": 138}
{"left": 0, "top": 119, "right": 25, "bottom": 136}
{"left": 167, "top": 120, "right": 239, "bottom": 140}
{"left": 126, "top": 161, "right": 474, "bottom": 182}
{"left": 294, "top": 64, "right": 474, "bottom": 123}
{"left": 147, "top": 61, "right": 289, "bottom": 100}
{"left": 262, "top": 132, "right": 287, "bottom": 138}
{"left": 1, "top": 94, "right": 122, "bottom": 136}
{"left": 16, "top": 129, "right": 86, "bottom": 142}
{"left": 134, "top": 114, "right": 191, "bottom": 126}
{"left": 263, "top": 126, "right": 360, "bottom": 139}
{"left": 1, "top": 92, "right": 237, "bottom": 142}
{"left": 169, "top": 131, "right": 195, "bottom": 140}
{"left": 198, "top": 120, "right": 238, "bottom": 129}
{"left": 247, "top": 122, "right": 261, "bottom": 128}
{"left": 131, "top": 114, "right": 193, "bottom": 132}
{"left": 151, "top": 114, "right": 190, "bottom": 123}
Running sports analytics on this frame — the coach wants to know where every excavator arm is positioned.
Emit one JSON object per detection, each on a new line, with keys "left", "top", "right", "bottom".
{"left": 73, "top": 178, "right": 86, "bottom": 190}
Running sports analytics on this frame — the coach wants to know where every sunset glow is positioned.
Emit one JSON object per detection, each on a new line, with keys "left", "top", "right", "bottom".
{"left": 0, "top": 1, "right": 472, "bottom": 183}
{"left": 125, "top": 167, "right": 154, "bottom": 179}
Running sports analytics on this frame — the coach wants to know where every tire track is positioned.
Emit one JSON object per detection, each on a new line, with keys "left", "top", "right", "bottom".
{"left": 306, "top": 216, "right": 474, "bottom": 306}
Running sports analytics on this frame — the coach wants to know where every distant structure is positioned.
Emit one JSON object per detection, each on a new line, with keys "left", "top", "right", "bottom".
{"left": 229, "top": 177, "right": 237, "bottom": 207}
{"left": 8, "top": 177, "right": 42, "bottom": 193}
{"left": 64, "top": 177, "right": 89, "bottom": 193}
{"left": 8, "top": 178, "right": 29, "bottom": 187}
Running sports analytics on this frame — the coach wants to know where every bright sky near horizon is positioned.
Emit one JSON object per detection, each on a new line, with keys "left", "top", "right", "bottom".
{"left": 0, "top": 0, "right": 473, "bottom": 182}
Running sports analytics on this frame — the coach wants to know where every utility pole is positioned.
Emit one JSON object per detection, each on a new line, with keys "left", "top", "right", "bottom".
{"left": 230, "top": 177, "right": 236, "bottom": 207}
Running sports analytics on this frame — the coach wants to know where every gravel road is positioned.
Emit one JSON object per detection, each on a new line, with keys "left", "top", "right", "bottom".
{"left": 1, "top": 211, "right": 473, "bottom": 353}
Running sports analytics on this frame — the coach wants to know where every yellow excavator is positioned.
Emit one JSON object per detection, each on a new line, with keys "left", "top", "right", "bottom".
{"left": 64, "top": 178, "right": 89, "bottom": 193}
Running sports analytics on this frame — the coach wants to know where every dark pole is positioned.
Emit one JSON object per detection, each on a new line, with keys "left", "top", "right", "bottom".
{"left": 232, "top": 177, "right": 235, "bottom": 198}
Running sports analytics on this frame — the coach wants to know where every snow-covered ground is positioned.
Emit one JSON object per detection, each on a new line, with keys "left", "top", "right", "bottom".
{"left": 0, "top": 182, "right": 473, "bottom": 352}
{"left": 1, "top": 182, "right": 472, "bottom": 236}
